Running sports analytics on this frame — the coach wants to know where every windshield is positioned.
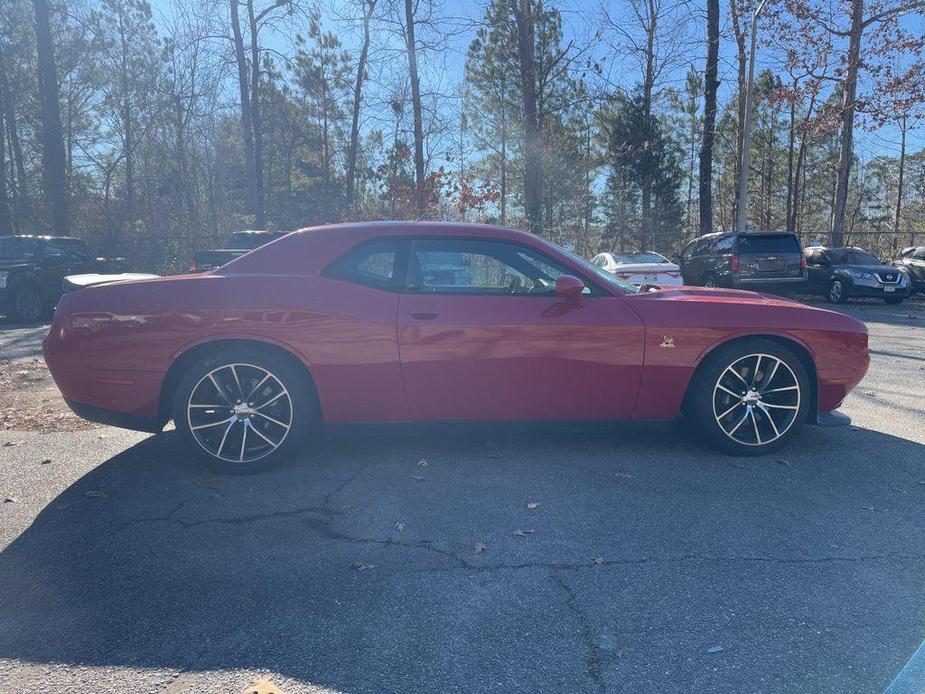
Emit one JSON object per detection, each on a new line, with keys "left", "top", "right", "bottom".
{"left": 0, "top": 237, "right": 40, "bottom": 259}
{"left": 560, "top": 248, "right": 638, "bottom": 294}
{"left": 827, "top": 248, "right": 879, "bottom": 265}
{"left": 612, "top": 252, "right": 670, "bottom": 265}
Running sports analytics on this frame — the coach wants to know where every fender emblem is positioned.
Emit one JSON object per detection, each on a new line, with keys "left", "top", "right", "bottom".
{"left": 659, "top": 336, "right": 676, "bottom": 348}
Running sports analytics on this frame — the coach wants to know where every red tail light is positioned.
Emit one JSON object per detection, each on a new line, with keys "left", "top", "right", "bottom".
{"left": 189, "top": 260, "right": 198, "bottom": 272}
{"left": 800, "top": 256, "right": 807, "bottom": 271}
{"left": 728, "top": 254, "right": 739, "bottom": 272}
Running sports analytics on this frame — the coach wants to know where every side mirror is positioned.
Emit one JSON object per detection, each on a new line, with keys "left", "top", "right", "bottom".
{"left": 555, "top": 275, "right": 585, "bottom": 299}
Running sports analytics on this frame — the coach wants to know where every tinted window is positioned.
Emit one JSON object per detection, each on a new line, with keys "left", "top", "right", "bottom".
{"left": 827, "top": 248, "right": 878, "bottom": 265}
{"left": 407, "top": 238, "right": 590, "bottom": 296}
{"left": 325, "top": 238, "right": 402, "bottom": 289}
{"left": 45, "top": 238, "right": 90, "bottom": 261}
{"left": 0, "top": 237, "right": 41, "bottom": 259}
{"left": 737, "top": 235, "right": 801, "bottom": 255}
{"left": 714, "top": 235, "right": 736, "bottom": 252}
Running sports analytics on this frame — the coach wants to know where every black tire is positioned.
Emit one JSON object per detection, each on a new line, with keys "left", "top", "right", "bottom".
{"left": 703, "top": 274, "right": 718, "bottom": 288}
{"left": 172, "top": 346, "right": 317, "bottom": 474}
{"left": 8, "top": 285, "right": 43, "bottom": 323}
{"left": 828, "top": 278, "right": 848, "bottom": 304}
{"left": 688, "top": 339, "right": 811, "bottom": 456}
{"left": 884, "top": 296, "right": 904, "bottom": 305}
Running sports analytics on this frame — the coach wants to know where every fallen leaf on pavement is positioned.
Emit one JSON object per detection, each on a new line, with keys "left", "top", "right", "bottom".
{"left": 594, "top": 557, "right": 605, "bottom": 565}
{"left": 512, "top": 528, "right": 536, "bottom": 537}
{"left": 417, "top": 458, "right": 429, "bottom": 467}
{"left": 395, "top": 522, "right": 405, "bottom": 532}
{"left": 3, "top": 497, "right": 16, "bottom": 504}
{"left": 473, "top": 542, "right": 486, "bottom": 554}
{"left": 861, "top": 505, "right": 875, "bottom": 511}
{"left": 40, "top": 459, "right": 51, "bottom": 465}
{"left": 706, "top": 645, "right": 724, "bottom": 654}
{"left": 351, "top": 560, "right": 375, "bottom": 572}
{"left": 526, "top": 502, "right": 540, "bottom": 510}
{"left": 776, "top": 459, "right": 791, "bottom": 466}
{"left": 2, "top": 441, "right": 23, "bottom": 447}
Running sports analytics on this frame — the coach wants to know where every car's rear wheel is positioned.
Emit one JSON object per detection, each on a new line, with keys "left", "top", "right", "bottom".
{"left": 9, "top": 285, "right": 43, "bottom": 323}
{"left": 688, "top": 340, "right": 811, "bottom": 455}
{"left": 828, "top": 279, "right": 847, "bottom": 304}
{"left": 172, "top": 347, "right": 316, "bottom": 473}
{"left": 703, "top": 274, "right": 718, "bottom": 288}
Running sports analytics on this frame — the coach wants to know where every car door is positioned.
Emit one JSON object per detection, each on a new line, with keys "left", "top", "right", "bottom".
{"left": 396, "top": 237, "right": 645, "bottom": 422}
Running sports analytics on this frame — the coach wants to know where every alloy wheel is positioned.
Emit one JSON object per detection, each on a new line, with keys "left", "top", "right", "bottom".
{"left": 712, "top": 353, "right": 801, "bottom": 447}
{"left": 186, "top": 363, "right": 293, "bottom": 463}
{"left": 829, "top": 280, "right": 843, "bottom": 303}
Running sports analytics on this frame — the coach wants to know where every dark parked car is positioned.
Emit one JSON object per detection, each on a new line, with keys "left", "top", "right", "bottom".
{"left": 679, "top": 231, "right": 806, "bottom": 291}
{"left": 893, "top": 245, "right": 925, "bottom": 293}
{"left": 804, "top": 246, "right": 911, "bottom": 304}
{"left": 0, "top": 235, "right": 117, "bottom": 322}
{"left": 190, "top": 230, "right": 288, "bottom": 272}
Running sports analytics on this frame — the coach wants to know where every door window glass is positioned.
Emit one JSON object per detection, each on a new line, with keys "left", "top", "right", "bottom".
{"left": 407, "top": 239, "right": 591, "bottom": 296}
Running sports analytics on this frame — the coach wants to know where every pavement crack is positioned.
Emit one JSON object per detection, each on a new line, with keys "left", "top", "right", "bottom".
{"left": 551, "top": 570, "right": 608, "bottom": 693}
{"left": 302, "top": 517, "right": 470, "bottom": 568}
{"left": 322, "top": 464, "right": 370, "bottom": 509}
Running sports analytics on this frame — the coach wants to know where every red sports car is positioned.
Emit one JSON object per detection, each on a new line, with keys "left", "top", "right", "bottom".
{"left": 43, "top": 222, "right": 869, "bottom": 472}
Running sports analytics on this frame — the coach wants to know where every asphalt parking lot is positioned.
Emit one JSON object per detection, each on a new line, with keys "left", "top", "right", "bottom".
{"left": 0, "top": 299, "right": 923, "bottom": 693}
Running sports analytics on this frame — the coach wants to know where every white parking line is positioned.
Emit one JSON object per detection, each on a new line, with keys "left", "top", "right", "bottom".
{"left": 884, "top": 640, "right": 925, "bottom": 693}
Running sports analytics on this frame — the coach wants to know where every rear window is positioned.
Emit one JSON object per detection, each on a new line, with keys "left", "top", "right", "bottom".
{"left": 737, "top": 235, "right": 801, "bottom": 255}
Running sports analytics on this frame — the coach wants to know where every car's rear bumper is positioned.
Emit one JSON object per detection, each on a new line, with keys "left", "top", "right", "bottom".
{"left": 64, "top": 398, "right": 164, "bottom": 433}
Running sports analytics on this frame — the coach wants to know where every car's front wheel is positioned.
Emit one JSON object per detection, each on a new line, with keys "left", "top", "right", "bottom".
{"left": 688, "top": 340, "right": 811, "bottom": 455}
{"left": 172, "top": 347, "right": 316, "bottom": 473}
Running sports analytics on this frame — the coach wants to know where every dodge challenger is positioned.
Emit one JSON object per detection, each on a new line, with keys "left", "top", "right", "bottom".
{"left": 43, "top": 222, "right": 869, "bottom": 473}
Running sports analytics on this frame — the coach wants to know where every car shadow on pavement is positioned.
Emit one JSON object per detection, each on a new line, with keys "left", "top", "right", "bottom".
{"left": 0, "top": 424, "right": 924, "bottom": 693}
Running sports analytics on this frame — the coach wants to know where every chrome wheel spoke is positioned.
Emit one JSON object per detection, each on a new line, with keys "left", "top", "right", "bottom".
{"left": 750, "top": 409, "right": 761, "bottom": 444}
{"left": 717, "top": 401, "right": 744, "bottom": 420}
{"left": 253, "top": 411, "right": 290, "bottom": 430}
{"left": 255, "top": 390, "right": 286, "bottom": 410}
{"left": 191, "top": 416, "right": 234, "bottom": 431}
{"left": 762, "top": 385, "right": 797, "bottom": 394}
{"left": 717, "top": 384, "right": 741, "bottom": 399}
{"left": 761, "top": 402, "right": 799, "bottom": 410}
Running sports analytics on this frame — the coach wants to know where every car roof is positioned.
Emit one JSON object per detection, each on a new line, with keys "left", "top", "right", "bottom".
{"left": 223, "top": 221, "right": 570, "bottom": 277}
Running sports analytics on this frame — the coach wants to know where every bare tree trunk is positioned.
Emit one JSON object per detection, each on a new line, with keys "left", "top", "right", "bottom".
{"left": 698, "top": 0, "right": 719, "bottom": 235}
{"left": 730, "top": 0, "right": 747, "bottom": 225}
{"left": 118, "top": 9, "right": 134, "bottom": 223}
{"left": 0, "top": 47, "right": 26, "bottom": 225}
{"left": 403, "top": 0, "right": 426, "bottom": 215}
{"left": 785, "top": 87, "right": 796, "bottom": 231}
{"left": 640, "top": 0, "right": 656, "bottom": 249}
{"left": 346, "top": 0, "right": 376, "bottom": 208}
{"left": 0, "top": 108, "right": 11, "bottom": 234}
{"left": 499, "top": 132, "right": 507, "bottom": 226}
{"left": 516, "top": 0, "right": 541, "bottom": 234}
{"left": 33, "top": 0, "right": 69, "bottom": 234}
{"left": 830, "top": 0, "right": 863, "bottom": 246}
{"left": 892, "top": 115, "right": 906, "bottom": 239}
{"left": 245, "top": 0, "right": 266, "bottom": 227}
{"left": 230, "top": 0, "right": 258, "bottom": 225}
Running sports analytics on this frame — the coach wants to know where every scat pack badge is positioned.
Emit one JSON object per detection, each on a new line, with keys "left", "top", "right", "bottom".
{"left": 659, "top": 335, "right": 676, "bottom": 348}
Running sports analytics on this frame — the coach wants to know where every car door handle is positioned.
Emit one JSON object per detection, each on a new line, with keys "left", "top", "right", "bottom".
{"left": 410, "top": 312, "right": 438, "bottom": 321}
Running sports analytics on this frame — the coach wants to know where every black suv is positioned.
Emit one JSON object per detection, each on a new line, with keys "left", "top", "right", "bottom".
{"left": 893, "top": 245, "right": 925, "bottom": 294}
{"left": 0, "top": 235, "right": 104, "bottom": 322}
{"left": 805, "top": 246, "right": 911, "bottom": 304}
{"left": 679, "top": 231, "right": 806, "bottom": 291}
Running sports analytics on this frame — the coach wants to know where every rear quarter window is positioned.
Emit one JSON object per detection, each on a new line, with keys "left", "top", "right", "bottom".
{"left": 737, "top": 235, "right": 801, "bottom": 255}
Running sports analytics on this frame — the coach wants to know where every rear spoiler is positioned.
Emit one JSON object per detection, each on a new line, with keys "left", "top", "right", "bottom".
{"left": 62, "top": 273, "right": 161, "bottom": 292}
